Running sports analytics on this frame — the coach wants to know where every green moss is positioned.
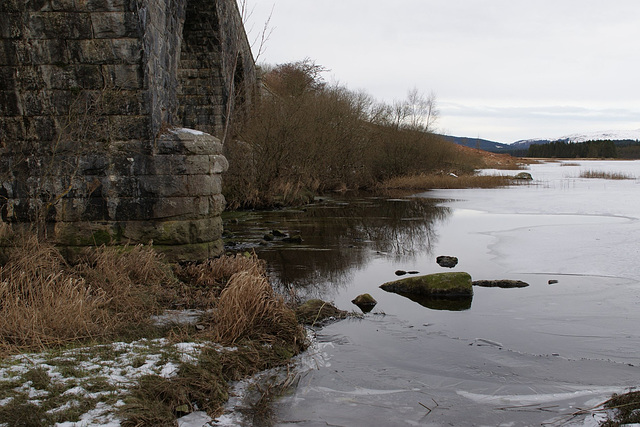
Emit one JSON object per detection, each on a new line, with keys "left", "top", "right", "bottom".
{"left": 91, "top": 229, "right": 118, "bottom": 246}
{"left": 380, "top": 272, "right": 473, "bottom": 297}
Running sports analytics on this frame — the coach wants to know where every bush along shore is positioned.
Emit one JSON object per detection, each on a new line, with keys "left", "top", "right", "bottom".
{"left": 0, "top": 224, "right": 347, "bottom": 426}
{"left": 222, "top": 59, "right": 531, "bottom": 210}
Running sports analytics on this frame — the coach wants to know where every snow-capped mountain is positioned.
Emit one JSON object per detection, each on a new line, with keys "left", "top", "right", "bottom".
{"left": 511, "top": 129, "right": 640, "bottom": 149}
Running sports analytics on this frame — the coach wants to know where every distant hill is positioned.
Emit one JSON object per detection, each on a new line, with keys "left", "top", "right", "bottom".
{"left": 443, "top": 130, "right": 640, "bottom": 155}
{"left": 440, "top": 135, "right": 512, "bottom": 152}
{"left": 511, "top": 129, "right": 640, "bottom": 149}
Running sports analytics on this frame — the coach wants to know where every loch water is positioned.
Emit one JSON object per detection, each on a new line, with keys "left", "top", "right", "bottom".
{"left": 222, "top": 160, "right": 640, "bottom": 427}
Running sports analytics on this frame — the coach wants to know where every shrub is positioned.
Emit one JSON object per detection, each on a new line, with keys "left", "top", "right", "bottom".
{"left": 579, "top": 170, "right": 634, "bottom": 180}
{"left": 224, "top": 60, "right": 487, "bottom": 208}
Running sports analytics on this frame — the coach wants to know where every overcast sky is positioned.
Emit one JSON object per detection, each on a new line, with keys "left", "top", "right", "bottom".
{"left": 243, "top": 0, "right": 640, "bottom": 143}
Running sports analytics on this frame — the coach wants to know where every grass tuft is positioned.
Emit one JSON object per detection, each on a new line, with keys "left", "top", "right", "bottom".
{"left": 579, "top": 170, "right": 635, "bottom": 180}
{"left": 600, "top": 390, "right": 640, "bottom": 426}
{"left": 206, "top": 267, "right": 305, "bottom": 350}
{"left": 0, "top": 234, "right": 107, "bottom": 353}
{"left": 172, "top": 252, "right": 266, "bottom": 307}
{"left": 295, "top": 299, "right": 349, "bottom": 326}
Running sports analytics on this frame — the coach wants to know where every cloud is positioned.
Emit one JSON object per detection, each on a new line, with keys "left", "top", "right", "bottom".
{"left": 246, "top": 0, "right": 640, "bottom": 141}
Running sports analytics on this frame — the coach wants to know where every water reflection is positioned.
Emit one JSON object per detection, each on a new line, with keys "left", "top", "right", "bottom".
{"left": 223, "top": 195, "right": 451, "bottom": 297}
{"left": 389, "top": 292, "right": 473, "bottom": 311}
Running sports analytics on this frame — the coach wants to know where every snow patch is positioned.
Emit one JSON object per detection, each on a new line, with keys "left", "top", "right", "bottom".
{"left": 172, "top": 128, "right": 206, "bottom": 136}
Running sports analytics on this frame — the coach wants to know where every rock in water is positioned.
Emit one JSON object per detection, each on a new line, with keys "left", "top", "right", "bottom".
{"left": 436, "top": 255, "right": 458, "bottom": 268}
{"left": 380, "top": 272, "right": 473, "bottom": 298}
{"left": 351, "top": 293, "right": 377, "bottom": 313}
{"left": 282, "top": 234, "right": 303, "bottom": 243}
{"left": 472, "top": 279, "right": 529, "bottom": 288}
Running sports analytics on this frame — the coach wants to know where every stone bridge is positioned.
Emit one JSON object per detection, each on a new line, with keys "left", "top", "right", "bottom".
{"left": 0, "top": 0, "right": 256, "bottom": 260}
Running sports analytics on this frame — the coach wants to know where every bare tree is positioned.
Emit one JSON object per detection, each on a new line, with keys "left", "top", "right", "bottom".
{"left": 220, "top": 0, "right": 274, "bottom": 145}
{"left": 405, "top": 87, "right": 439, "bottom": 133}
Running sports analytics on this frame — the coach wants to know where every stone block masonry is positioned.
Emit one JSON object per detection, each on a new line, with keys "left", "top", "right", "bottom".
{"left": 0, "top": 0, "right": 256, "bottom": 261}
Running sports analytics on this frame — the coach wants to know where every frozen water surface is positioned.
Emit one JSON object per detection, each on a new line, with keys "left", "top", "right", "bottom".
{"left": 266, "top": 160, "right": 640, "bottom": 426}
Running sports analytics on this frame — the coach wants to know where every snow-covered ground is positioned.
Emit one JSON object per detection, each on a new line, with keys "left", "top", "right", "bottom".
{"left": 0, "top": 339, "right": 236, "bottom": 426}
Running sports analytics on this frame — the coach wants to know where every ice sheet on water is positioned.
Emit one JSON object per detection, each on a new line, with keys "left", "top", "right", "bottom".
{"left": 457, "top": 386, "right": 623, "bottom": 406}
{"left": 427, "top": 160, "right": 640, "bottom": 280}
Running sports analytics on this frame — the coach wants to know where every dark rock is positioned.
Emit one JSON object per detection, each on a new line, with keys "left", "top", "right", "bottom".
{"left": 351, "top": 293, "right": 377, "bottom": 313}
{"left": 548, "top": 279, "right": 558, "bottom": 284}
{"left": 271, "top": 229, "right": 286, "bottom": 237}
{"left": 395, "top": 270, "right": 407, "bottom": 276}
{"left": 381, "top": 272, "right": 473, "bottom": 298}
{"left": 436, "top": 255, "right": 458, "bottom": 268}
{"left": 263, "top": 233, "right": 274, "bottom": 241}
{"left": 282, "top": 234, "right": 303, "bottom": 244}
{"left": 408, "top": 271, "right": 420, "bottom": 274}
{"left": 472, "top": 280, "right": 529, "bottom": 288}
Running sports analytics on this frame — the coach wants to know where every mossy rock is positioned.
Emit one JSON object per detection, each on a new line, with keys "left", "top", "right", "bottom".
{"left": 295, "top": 299, "right": 348, "bottom": 326}
{"left": 380, "top": 272, "right": 473, "bottom": 297}
{"left": 351, "top": 293, "right": 377, "bottom": 313}
{"left": 473, "top": 279, "right": 529, "bottom": 288}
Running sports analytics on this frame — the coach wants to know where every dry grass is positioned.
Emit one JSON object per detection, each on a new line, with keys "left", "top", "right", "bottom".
{"left": 295, "top": 299, "right": 349, "bottom": 326}
{"left": 0, "top": 231, "right": 300, "bottom": 356}
{"left": 121, "top": 352, "right": 229, "bottom": 427}
{"left": 579, "top": 170, "right": 635, "bottom": 180}
{"left": 75, "top": 244, "right": 177, "bottom": 325}
{"left": 206, "top": 267, "right": 305, "bottom": 349}
{"left": 172, "top": 252, "right": 268, "bottom": 309}
{"left": 0, "top": 232, "right": 179, "bottom": 355}
{"left": 600, "top": 390, "right": 640, "bottom": 426}
{"left": 0, "top": 228, "right": 311, "bottom": 425}
{"left": 0, "top": 234, "right": 108, "bottom": 353}
{"left": 380, "top": 173, "right": 516, "bottom": 190}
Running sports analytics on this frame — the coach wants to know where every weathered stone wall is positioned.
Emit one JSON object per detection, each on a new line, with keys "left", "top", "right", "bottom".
{"left": 178, "top": 0, "right": 256, "bottom": 137}
{"left": 0, "top": 0, "right": 255, "bottom": 261}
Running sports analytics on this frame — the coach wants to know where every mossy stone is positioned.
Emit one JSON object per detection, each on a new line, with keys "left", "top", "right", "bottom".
{"left": 380, "top": 272, "right": 473, "bottom": 297}
{"left": 351, "top": 293, "right": 377, "bottom": 313}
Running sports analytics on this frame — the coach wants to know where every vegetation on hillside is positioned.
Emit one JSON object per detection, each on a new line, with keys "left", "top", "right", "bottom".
{"left": 223, "top": 59, "right": 500, "bottom": 209}
{"left": 527, "top": 140, "right": 617, "bottom": 158}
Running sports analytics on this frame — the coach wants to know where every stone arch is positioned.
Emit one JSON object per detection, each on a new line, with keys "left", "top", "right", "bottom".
{"left": 177, "top": 0, "right": 256, "bottom": 140}
{"left": 0, "top": 0, "right": 256, "bottom": 261}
